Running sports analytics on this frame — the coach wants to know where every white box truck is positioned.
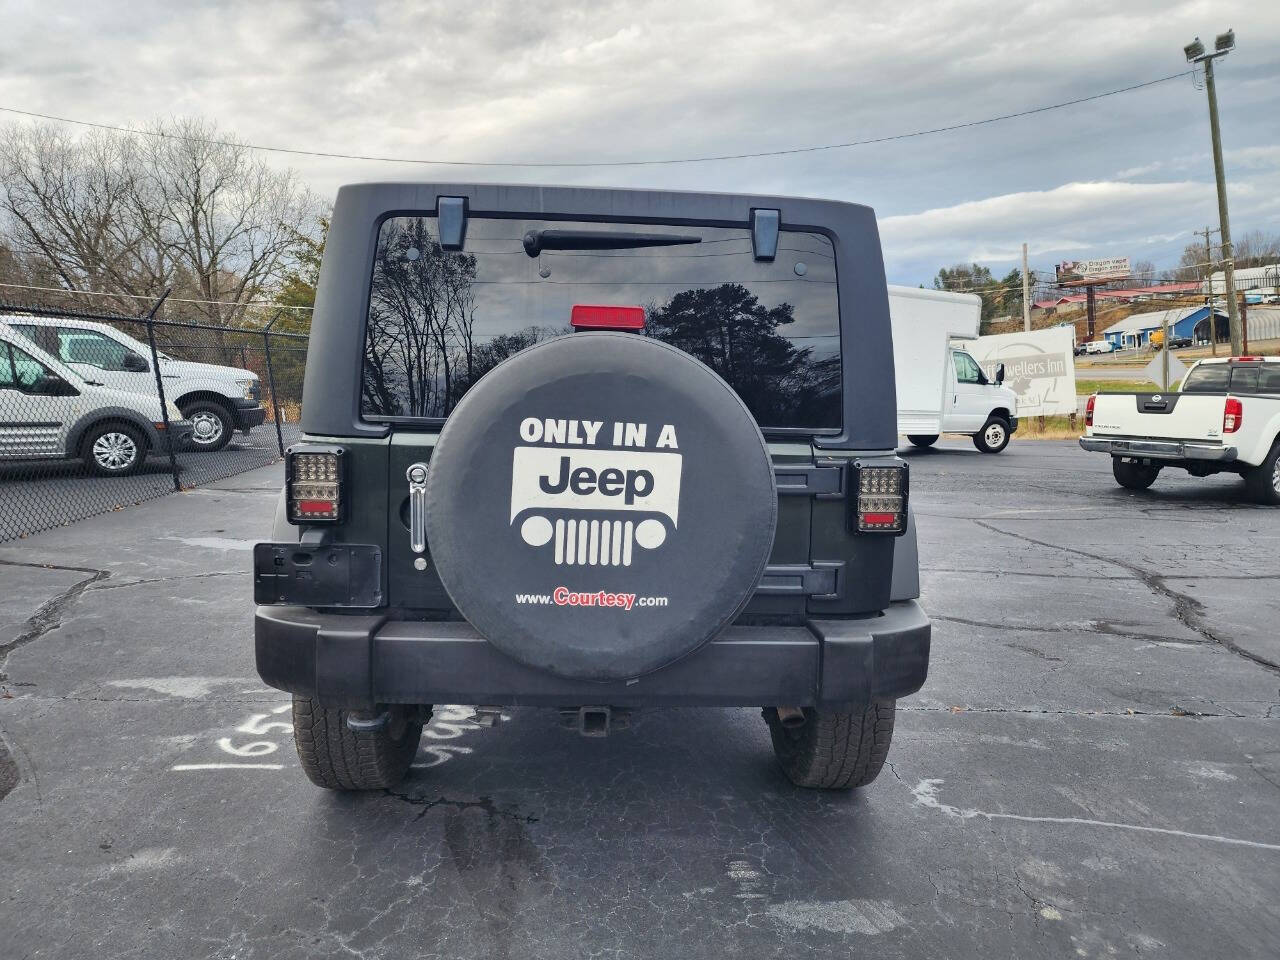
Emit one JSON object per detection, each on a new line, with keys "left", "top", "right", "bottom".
{"left": 888, "top": 285, "right": 1020, "bottom": 453}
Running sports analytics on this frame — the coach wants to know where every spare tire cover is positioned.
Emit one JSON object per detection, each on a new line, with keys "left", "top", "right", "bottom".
{"left": 424, "top": 332, "right": 777, "bottom": 681}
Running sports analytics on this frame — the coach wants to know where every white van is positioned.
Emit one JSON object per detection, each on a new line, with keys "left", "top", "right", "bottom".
{"left": 889, "top": 286, "right": 1020, "bottom": 453}
{"left": 0, "top": 323, "right": 193, "bottom": 476}
{"left": 3, "top": 315, "right": 265, "bottom": 452}
{"left": 1084, "top": 339, "right": 1116, "bottom": 354}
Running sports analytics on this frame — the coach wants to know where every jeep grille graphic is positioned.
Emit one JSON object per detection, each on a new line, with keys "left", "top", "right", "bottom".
{"left": 552, "top": 518, "right": 638, "bottom": 566}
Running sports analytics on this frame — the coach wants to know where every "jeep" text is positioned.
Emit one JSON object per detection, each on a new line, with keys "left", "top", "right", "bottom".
{"left": 538, "top": 456, "right": 654, "bottom": 504}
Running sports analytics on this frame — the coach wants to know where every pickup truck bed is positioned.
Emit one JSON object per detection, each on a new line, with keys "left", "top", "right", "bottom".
{"left": 1080, "top": 356, "right": 1280, "bottom": 504}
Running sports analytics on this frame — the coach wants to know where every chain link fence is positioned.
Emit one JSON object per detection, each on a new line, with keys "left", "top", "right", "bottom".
{"left": 0, "top": 294, "right": 308, "bottom": 542}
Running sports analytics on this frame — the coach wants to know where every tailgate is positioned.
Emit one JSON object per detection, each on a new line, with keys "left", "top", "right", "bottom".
{"left": 1090, "top": 393, "right": 1226, "bottom": 442}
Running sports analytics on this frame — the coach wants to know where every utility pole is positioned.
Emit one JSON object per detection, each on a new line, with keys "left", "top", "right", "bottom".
{"left": 1185, "top": 30, "right": 1242, "bottom": 355}
{"left": 1021, "top": 243, "right": 1031, "bottom": 332}
{"left": 1196, "top": 225, "right": 1219, "bottom": 355}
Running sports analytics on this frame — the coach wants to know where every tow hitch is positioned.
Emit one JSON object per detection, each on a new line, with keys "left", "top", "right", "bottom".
{"left": 559, "top": 706, "right": 632, "bottom": 737}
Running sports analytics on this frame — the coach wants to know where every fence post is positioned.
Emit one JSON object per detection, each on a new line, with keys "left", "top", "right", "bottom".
{"left": 262, "top": 310, "right": 287, "bottom": 457}
{"left": 142, "top": 290, "right": 182, "bottom": 492}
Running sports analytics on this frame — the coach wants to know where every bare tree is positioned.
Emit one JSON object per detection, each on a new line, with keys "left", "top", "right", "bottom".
{"left": 0, "top": 124, "right": 163, "bottom": 312}
{"left": 1233, "top": 230, "right": 1280, "bottom": 270}
{"left": 0, "top": 118, "right": 320, "bottom": 323}
{"left": 141, "top": 118, "right": 318, "bottom": 326}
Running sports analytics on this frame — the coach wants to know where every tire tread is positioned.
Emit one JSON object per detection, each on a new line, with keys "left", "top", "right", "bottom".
{"left": 291, "top": 697, "right": 424, "bottom": 790}
{"left": 765, "top": 701, "right": 896, "bottom": 789}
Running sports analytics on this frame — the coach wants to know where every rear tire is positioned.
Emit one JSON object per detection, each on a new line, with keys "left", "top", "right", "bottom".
{"left": 972, "top": 417, "right": 1011, "bottom": 454}
{"left": 764, "top": 701, "right": 896, "bottom": 789}
{"left": 1113, "top": 457, "right": 1161, "bottom": 491}
{"left": 81, "top": 421, "right": 148, "bottom": 477}
{"left": 1243, "top": 442, "right": 1280, "bottom": 505}
{"left": 292, "top": 697, "right": 426, "bottom": 790}
{"left": 907, "top": 434, "right": 939, "bottom": 448}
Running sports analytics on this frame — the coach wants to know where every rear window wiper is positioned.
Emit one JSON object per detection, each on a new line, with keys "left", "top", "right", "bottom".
{"left": 523, "top": 229, "right": 701, "bottom": 257}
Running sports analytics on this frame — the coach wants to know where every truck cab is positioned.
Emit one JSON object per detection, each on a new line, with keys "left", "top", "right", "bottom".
{"left": 889, "top": 286, "right": 1019, "bottom": 453}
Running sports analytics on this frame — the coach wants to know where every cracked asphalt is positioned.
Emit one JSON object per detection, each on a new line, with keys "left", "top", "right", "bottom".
{"left": 2, "top": 438, "right": 1278, "bottom": 959}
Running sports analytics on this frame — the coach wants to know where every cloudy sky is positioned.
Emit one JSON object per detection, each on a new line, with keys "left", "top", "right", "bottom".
{"left": 1, "top": 0, "right": 1278, "bottom": 285}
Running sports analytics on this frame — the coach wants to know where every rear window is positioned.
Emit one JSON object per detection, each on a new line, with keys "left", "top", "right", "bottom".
{"left": 360, "top": 216, "right": 840, "bottom": 430}
{"left": 1258, "top": 365, "right": 1280, "bottom": 394}
{"left": 1229, "top": 366, "right": 1260, "bottom": 393}
{"left": 1181, "top": 364, "right": 1231, "bottom": 393}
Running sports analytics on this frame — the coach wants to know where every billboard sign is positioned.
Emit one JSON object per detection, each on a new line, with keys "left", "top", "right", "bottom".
{"left": 969, "top": 327, "right": 1078, "bottom": 417}
{"left": 1055, "top": 258, "right": 1131, "bottom": 286}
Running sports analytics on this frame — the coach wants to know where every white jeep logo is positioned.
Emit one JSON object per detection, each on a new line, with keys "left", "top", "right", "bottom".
{"left": 510, "top": 442, "right": 682, "bottom": 567}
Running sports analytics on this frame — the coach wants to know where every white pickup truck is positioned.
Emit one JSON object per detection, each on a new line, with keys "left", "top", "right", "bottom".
{"left": 3, "top": 315, "right": 265, "bottom": 452}
{"left": 1080, "top": 355, "right": 1280, "bottom": 504}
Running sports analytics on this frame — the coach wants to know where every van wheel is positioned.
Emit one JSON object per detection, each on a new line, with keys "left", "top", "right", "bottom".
{"left": 972, "top": 417, "right": 1011, "bottom": 453}
{"left": 1243, "top": 442, "right": 1280, "bottom": 505}
{"left": 81, "top": 422, "right": 147, "bottom": 476}
{"left": 907, "top": 434, "right": 938, "bottom": 448}
{"left": 1113, "top": 457, "right": 1161, "bottom": 491}
{"left": 763, "top": 702, "right": 895, "bottom": 789}
{"left": 182, "top": 399, "right": 234, "bottom": 452}
{"left": 292, "top": 697, "right": 426, "bottom": 790}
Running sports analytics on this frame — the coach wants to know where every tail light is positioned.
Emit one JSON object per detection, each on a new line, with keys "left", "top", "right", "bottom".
{"left": 1085, "top": 394, "right": 1096, "bottom": 427}
{"left": 849, "top": 461, "right": 909, "bottom": 535}
{"left": 286, "top": 446, "right": 345, "bottom": 523}
{"left": 1223, "top": 397, "right": 1243, "bottom": 434}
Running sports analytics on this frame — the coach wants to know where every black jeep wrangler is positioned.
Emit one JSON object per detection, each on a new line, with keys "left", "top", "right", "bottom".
{"left": 254, "top": 183, "right": 929, "bottom": 791}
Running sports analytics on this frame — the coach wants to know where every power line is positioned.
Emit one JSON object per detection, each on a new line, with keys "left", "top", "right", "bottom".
{"left": 0, "top": 71, "right": 1193, "bottom": 169}
{"left": 0, "top": 281, "right": 314, "bottom": 311}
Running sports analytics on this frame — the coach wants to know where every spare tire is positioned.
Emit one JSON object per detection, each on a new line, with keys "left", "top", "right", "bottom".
{"left": 424, "top": 332, "right": 777, "bottom": 681}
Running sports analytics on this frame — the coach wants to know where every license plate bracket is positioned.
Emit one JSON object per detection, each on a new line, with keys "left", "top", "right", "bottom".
{"left": 253, "top": 542, "right": 383, "bottom": 608}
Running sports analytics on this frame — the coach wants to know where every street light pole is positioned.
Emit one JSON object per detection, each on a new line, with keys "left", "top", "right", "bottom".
{"left": 1186, "top": 31, "right": 1242, "bottom": 355}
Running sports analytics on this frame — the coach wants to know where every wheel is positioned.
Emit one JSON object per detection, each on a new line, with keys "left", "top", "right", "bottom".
{"left": 907, "top": 434, "right": 939, "bottom": 448}
{"left": 81, "top": 422, "right": 148, "bottom": 477}
{"left": 181, "top": 399, "right": 235, "bottom": 452}
{"left": 1243, "top": 442, "right": 1280, "bottom": 505}
{"left": 291, "top": 697, "right": 426, "bottom": 790}
{"left": 1112, "top": 457, "right": 1161, "bottom": 491}
{"left": 763, "top": 701, "right": 896, "bottom": 790}
{"left": 972, "top": 417, "right": 1011, "bottom": 454}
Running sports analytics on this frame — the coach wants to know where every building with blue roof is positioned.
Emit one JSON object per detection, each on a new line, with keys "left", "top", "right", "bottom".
{"left": 1101, "top": 305, "right": 1229, "bottom": 350}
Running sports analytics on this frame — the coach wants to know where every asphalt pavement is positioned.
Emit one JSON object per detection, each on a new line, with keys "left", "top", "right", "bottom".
{"left": 2, "top": 438, "right": 1278, "bottom": 959}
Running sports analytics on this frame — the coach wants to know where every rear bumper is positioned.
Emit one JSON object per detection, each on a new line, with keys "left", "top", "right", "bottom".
{"left": 1008, "top": 416, "right": 1019, "bottom": 434}
{"left": 1079, "top": 436, "right": 1237, "bottom": 462}
{"left": 254, "top": 600, "right": 931, "bottom": 711}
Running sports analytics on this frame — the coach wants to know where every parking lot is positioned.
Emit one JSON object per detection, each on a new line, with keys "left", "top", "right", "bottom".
{"left": 0, "top": 422, "right": 301, "bottom": 541}
{"left": 2, "top": 438, "right": 1278, "bottom": 959}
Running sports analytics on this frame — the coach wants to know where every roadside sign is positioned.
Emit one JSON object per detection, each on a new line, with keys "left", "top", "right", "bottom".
{"left": 1144, "top": 352, "right": 1188, "bottom": 390}
{"left": 1056, "top": 258, "right": 1131, "bottom": 285}
{"left": 971, "top": 327, "right": 1077, "bottom": 416}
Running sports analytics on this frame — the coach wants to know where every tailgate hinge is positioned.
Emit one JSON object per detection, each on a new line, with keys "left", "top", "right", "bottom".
{"left": 757, "top": 562, "right": 842, "bottom": 599}
{"left": 773, "top": 462, "right": 844, "bottom": 498}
